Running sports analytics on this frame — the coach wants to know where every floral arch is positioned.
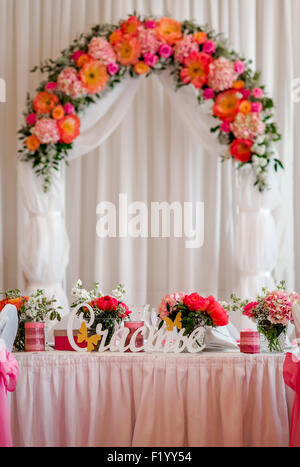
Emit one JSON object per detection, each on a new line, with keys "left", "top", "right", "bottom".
{"left": 17, "top": 14, "right": 282, "bottom": 314}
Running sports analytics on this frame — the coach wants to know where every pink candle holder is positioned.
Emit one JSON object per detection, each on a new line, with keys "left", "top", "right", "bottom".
{"left": 25, "top": 322, "right": 45, "bottom": 352}
{"left": 240, "top": 329, "right": 260, "bottom": 354}
{"left": 124, "top": 321, "right": 144, "bottom": 352}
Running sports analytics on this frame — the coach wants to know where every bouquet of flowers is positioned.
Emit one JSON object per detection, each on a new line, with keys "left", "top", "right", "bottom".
{"left": 224, "top": 282, "right": 300, "bottom": 352}
{"left": 0, "top": 288, "right": 61, "bottom": 351}
{"left": 71, "top": 280, "right": 132, "bottom": 346}
{"left": 158, "top": 292, "right": 229, "bottom": 337}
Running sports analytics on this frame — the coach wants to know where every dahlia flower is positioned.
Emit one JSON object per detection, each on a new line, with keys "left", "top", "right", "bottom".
{"left": 208, "top": 57, "right": 238, "bottom": 92}
{"left": 34, "top": 118, "right": 60, "bottom": 144}
{"left": 173, "top": 35, "right": 199, "bottom": 63}
{"left": 88, "top": 37, "right": 116, "bottom": 65}
{"left": 231, "top": 112, "right": 265, "bottom": 140}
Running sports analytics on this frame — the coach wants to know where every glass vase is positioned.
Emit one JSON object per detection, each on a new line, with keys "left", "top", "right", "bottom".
{"left": 259, "top": 331, "right": 286, "bottom": 353}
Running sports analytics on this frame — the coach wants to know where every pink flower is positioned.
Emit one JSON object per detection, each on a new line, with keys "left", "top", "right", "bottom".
{"left": 173, "top": 35, "right": 198, "bottom": 63}
{"left": 158, "top": 43, "right": 173, "bottom": 58}
{"left": 57, "top": 67, "right": 87, "bottom": 98}
{"left": 107, "top": 62, "right": 119, "bottom": 75}
{"left": 220, "top": 121, "right": 231, "bottom": 133}
{"left": 231, "top": 112, "right": 265, "bottom": 140}
{"left": 234, "top": 60, "right": 245, "bottom": 75}
{"left": 144, "top": 53, "right": 158, "bottom": 67}
{"left": 265, "top": 291, "right": 292, "bottom": 326}
{"left": 202, "top": 40, "right": 216, "bottom": 55}
{"left": 240, "top": 88, "right": 251, "bottom": 100}
{"left": 34, "top": 118, "right": 60, "bottom": 144}
{"left": 63, "top": 103, "right": 75, "bottom": 115}
{"left": 144, "top": 19, "right": 157, "bottom": 29}
{"left": 88, "top": 37, "right": 116, "bottom": 65}
{"left": 72, "top": 50, "right": 85, "bottom": 62}
{"left": 26, "top": 113, "right": 37, "bottom": 126}
{"left": 203, "top": 88, "right": 215, "bottom": 100}
{"left": 252, "top": 87, "right": 264, "bottom": 99}
{"left": 243, "top": 302, "right": 258, "bottom": 318}
{"left": 208, "top": 57, "right": 238, "bottom": 92}
{"left": 251, "top": 102, "right": 263, "bottom": 113}
{"left": 45, "top": 81, "right": 57, "bottom": 91}
{"left": 138, "top": 27, "right": 161, "bottom": 56}
{"left": 158, "top": 292, "right": 186, "bottom": 319}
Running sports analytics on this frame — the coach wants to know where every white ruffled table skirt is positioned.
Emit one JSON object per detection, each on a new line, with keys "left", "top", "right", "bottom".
{"left": 9, "top": 351, "right": 294, "bottom": 447}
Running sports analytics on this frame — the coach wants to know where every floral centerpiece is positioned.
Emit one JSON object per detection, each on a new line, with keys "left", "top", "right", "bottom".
{"left": 158, "top": 292, "right": 229, "bottom": 343}
{"left": 19, "top": 14, "right": 281, "bottom": 193}
{"left": 224, "top": 282, "right": 300, "bottom": 352}
{"left": 0, "top": 288, "right": 61, "bottom": 351}
{"left": 71, "top": 280, "right": 132, "bottom": 348}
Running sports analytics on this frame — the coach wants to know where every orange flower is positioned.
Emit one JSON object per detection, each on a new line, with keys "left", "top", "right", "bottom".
{"left": 194, "top": 31, "right": 207, "bottom": 44}
{"left": 180, "top": 51, "right": 212, "bottom": 89}
{"left": 76, "top": 54, "right": 93, "bottom": 68}
{"left": 109, "top": 29, "right": 123, "bottom": 45}
{"left": 58, "top": 114, "right": 80, "bottom": 143}
{"left": 0, "top": 296, "right": 29, "bottom": 312}
{"left": 230, "top": 139, "right": 253, "bottom": 163}
{"left": 120, "top": 15, "right": 141, "bottom": 36}
{"left": 134, "top": 61, "right": 150, "bottom": 75}
{"left": 233, "top": 80, "right": 245, "bottom": 89}
{"left": 79, "top": 60, "right": 109, "bottom": 94}
{"left": 156, "top": 17, "right": 183, "bottom": 44}
{"left": 33, "top": 91, "right": 59, "bottom": 115}
{"left": 26, "top": 134, "right": 40, "bottom": 152}
{"left": 212, "top": 89, "right": 242, "bottom": 122}
{"left": 52, "top": 105, "right": 65, "bottom": 120}
{"left": 239, "top": 100, "right": 252, "bottom": 115}
{"left": 115, "top": 36, "right": 141, "bottom": 66}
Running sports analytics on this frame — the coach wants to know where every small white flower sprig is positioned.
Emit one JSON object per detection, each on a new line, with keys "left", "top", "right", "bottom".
{"left": 71, "top": 279, "right": 126, "bottom": 308}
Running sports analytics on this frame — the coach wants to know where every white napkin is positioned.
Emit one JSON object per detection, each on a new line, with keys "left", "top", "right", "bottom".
{"left": 204, "top": 324, "right": 239, "bottom": 350}
{"left": 0, "top": 305, "right": 18, "bottom": 352}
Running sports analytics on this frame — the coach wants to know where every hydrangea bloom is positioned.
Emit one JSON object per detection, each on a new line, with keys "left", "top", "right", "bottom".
{"left": 34, "top": 118, "right": 60, "bottom": 144}
{"left": 231, "top": 112, "right": 265, "bottom": 140}
{"left": 57, "top": 67, "right": 87, "bottom": 98}
{"left": 88, "top": 37, "right": 116, "bottom": 65}
{"left": 173, "top": 35, "right": 198, "bottom": 63}
{"left": 208, "top": 57, "right": 238, "bottom": 92}
{"left": 138, "top": 26, "right": 161, "bottom": 55}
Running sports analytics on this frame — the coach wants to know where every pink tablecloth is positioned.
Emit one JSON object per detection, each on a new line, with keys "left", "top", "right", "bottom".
{"left": 9, "top": 351, "right": 294, "bottom": 447}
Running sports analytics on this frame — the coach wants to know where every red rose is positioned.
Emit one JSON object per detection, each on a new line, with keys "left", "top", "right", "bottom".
{"left": 183, "top": 293, "right": 210, "bottom": 312}
{"left": 92, "top": 296, "right": 118, "bottom": 311}
{"left": 206, "top": 296, "right": 229, "bottom": 327}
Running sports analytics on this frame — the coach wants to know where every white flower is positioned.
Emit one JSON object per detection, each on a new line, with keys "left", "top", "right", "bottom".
{"left": 256, "top": 145, "right": 266, "bottom": 156}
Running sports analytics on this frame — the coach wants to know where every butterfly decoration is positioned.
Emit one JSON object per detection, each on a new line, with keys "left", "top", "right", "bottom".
{"left": 77, "top": 321, "right": 101, "bottom": 352}
{"left": 163, "top": 312, "right": 182, "bottom": 332}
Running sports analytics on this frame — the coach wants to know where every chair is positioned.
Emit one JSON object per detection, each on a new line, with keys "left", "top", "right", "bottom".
{"left": 283, "top": 302, "right": 300, "bottom": 447}
{"left": 0, "top": 305, "right": 19, "bottom": 447}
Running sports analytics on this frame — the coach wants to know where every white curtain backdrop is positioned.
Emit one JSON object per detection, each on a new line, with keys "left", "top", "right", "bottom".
{"left": 0, "top": 0, "right": 298, "bottom": 326}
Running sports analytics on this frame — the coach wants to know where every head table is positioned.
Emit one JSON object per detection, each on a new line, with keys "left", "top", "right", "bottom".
{"left": 9, "top": 350, "right": 294, "bottom": 447}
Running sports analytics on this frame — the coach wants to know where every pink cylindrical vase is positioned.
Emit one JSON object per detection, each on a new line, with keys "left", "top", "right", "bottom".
{"left": 124, "top": 322, "right": 144, "bottom": 352}
{"left": 240, "top": 329, "right": 260, "bottom": 354}
{"left": 25, "top": 322, "right": 45, "bottom": 351}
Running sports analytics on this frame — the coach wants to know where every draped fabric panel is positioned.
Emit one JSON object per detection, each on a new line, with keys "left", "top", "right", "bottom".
{"left": 0, "top": 0, "right": 298, "bottom": 320}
